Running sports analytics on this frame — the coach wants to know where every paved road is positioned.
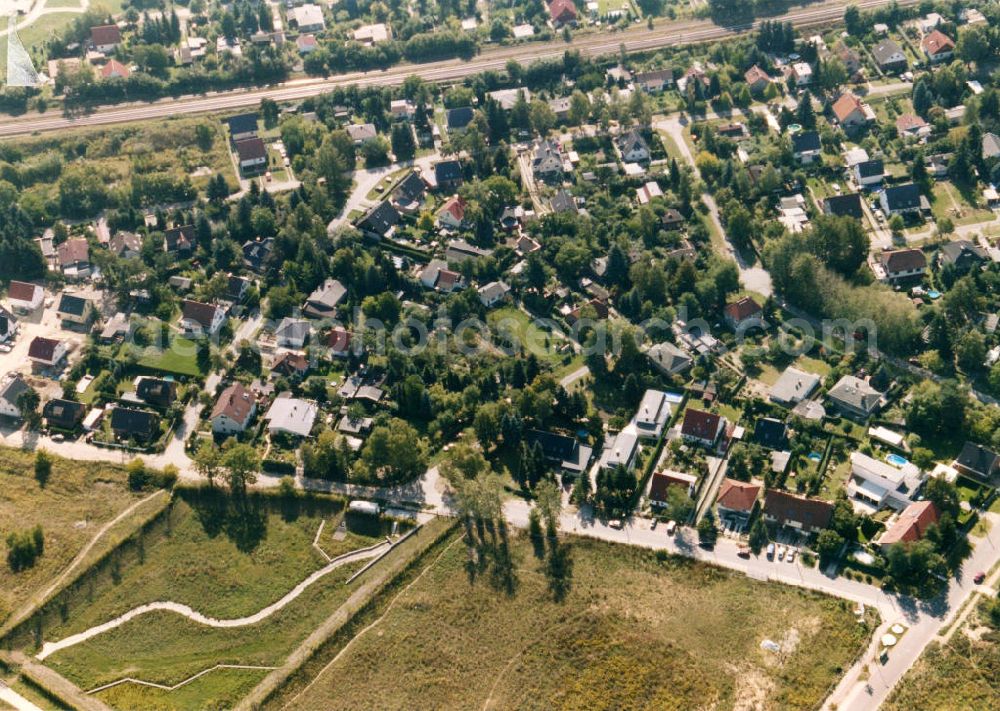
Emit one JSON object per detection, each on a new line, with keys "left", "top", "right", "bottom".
{"left": 0, "top": 681, "right": 44, "bottom": 711}
{"left": 0, "top": 0, "right": 916, "bottom": 138}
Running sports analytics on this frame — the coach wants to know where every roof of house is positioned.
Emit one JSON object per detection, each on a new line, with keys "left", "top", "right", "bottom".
{"left": 618, "top": 129, "right": 649, "bottom": 156}
{"left": 446, "top": 106, "right": 474, "bottom": 129}
{"left": 356, "top": 200, "right": 400, "bottom": 235}
{"left": 43, "top": 398, "right": 86, "bottom": 426}
{"left": 879, "top": 501, "right": 938, "bottom": 546}
{"left": 984, "top": 133, "right": 1000, "bottom": 159}
{"left": 211, "top": 382, "right": 255, "bottom": 424}
{"left": 955, "top": 441, "right": 999, "bottom": 476}
{"left": 550, "top": 189, "right": 576, "bottom": 214}
{"left": 275, "top": 317, "right": 311, "bottom": 343}
{"left": 8, "top": 281, "right": 41, "bottom": 303}
{"left": 28, "top": 336, "right": 63, "bottom": 362}
{"left": 646, "top": 341, "right": 692, "bottom": 373}
{"left": 438, "top": 195, "right": 466, "bottom": 223}
{"left": 297, "top": 33, "right": 318, "bottom": 50}
{"left": 824, "top": 193, "right": 864, "bottom": 219}
{"left": 265, "top": 396, "right": 317, "bottom": 437}
{"left": 880, "top": 247, "right": 927, "bottom": 273}
{"left": 649, "top": 470, "right": 697, "bottom": 501}
{"left": 855, "top": 159, "right": 884, "bottom": 178}
{"left": 724, "top": 296, "right": 762, "bottom": 323}
{"left": 110, "top": 231, "right": 142, "bottom": 255}
{"left": 896, "top": 113, "right": 929, "bottom": 133}
{"left": 181, "top": 299, "right": 221, "bottom": 329}
{"left": 110, "top": 406, "right": 158, "bottom": 437}
{"left": 91, "top": 24, "right": 121, "bottom": 46}
{"left": 303, "top": 278, "right": 346, "bottom": 316}
{"left": 57, "top": 293, "right": 89, "bottom": 317}
{"left": 433, "top": 159, "right": 464, "bottom": 184}
{"left": 754, "top": 417, "right": 788, "bottom": 450}
{"left": 549, "top": 0, "right": 577, "bottom": 21}
{"left": 533, "top": 139, "right": 563, "bottom": 173}
{"left": 765, "top": 489, "right": 834, "bottom": 528}
{"left": 235, "top": 136, "right": 267, "bottom": 162}
{"left": 136, "top": 376, "right": 177, "bottom": 406}
{"left": 791, "top": 130, "right": 821, "bottom": 153}
{"left": 827, "top": 375, "right": 882, "bottom": 413}
{"left": 832, "top": 93, "right": 866, "bottom": 123}
{"left": 939, "top": 239, "right": 987, "bottom": 266}
{"left": 393, "top": 171, "right": 426, "bottom": 203}
{"left": 883, "top": 185, "right": 923, "bottom": 213}
{"left": 769, "top": 367, "right": 821, "bottom": 404}
{"left": 326, "top": 327, "right": 354, "bottom": 353}
{"left": 716, "top": 478, "right": 761, "bottom": 513}
{"left": 272, "top": 351, "right": 309, "bottom": 375}
{"left": 346, "top": 123, "right": 378, "bottom": 142}
{"left": 225, "top": 113, "right": 259, "bottom": 136}
{"left": 921, "top": 30, "right": 955, "bottom": 55}
{"left": 478, "top": 280, "right": 510, "bottom": 302}
{"left": 57, "top": 238, "right": 89, "bottom": 266}
{"left": 872, "top": 38, "right": 905, "bottom": 64}
{"left": 744, "top": 64, "right": 770, "bottom": 85}
{"left": 635, "top": 68, "right": 673, "bottom": 84}
{"left": 0, "top": 374, "right": 31, "bottom": 407}
{"left": 681, "top": 408, "right": 722, "bottom": 441}
{"left": 164, "top": 225, "right": 195, "bottom": 252}
{"left": 101, "top": 59, "right": 130, "bottom": 79}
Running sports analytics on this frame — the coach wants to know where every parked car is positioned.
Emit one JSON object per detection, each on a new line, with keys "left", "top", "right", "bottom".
{"left": 766, "top": 543, "right": 776, "bottom": 559}
{"left": 665, "top": 520, "right": 677, "bottom": 535}
{"left": 51, "top": 433, "right": 65, "bottom": 443}
{"left": 787, "top": 549, "right": 796, "bottom": 563}
{"left": 778, "top": 545, "right": 786, "bottom": 561}
{"left": 974, "top": 571, "right": 986, "bottom": 584}
{"left": 609, "top": 519, "right": 623, "bottom": 529}
{"left": 737, "top": 546, "right": 751, "bottom": 558}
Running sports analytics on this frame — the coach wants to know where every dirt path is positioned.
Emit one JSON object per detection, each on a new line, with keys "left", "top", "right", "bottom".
{"left": 37, "top": 541, "right": 390, "bottom": 661}
{"left": 86, "top": 664, "right": 277, "bottom": 695}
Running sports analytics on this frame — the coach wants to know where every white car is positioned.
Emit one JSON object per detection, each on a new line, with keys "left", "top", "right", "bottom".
{"left": 787, "top": 549, "right": 797, "bottom": 563}
{"left": 777, "top": 546, "right": 786, "bottom": 561}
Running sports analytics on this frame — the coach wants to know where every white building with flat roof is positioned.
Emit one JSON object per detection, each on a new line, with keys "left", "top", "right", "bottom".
{"left": 632, "top": 389, "right": 672, "bottom": 440}
{"left": 847, "top": 452, "right": 925, "bottom": 512}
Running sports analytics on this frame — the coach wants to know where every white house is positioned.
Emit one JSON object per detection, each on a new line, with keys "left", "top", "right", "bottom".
{"left": 265, "top": 395, "right": 318, "bottom": 438}
{"left": 847, "top": 452, "right": 925, "bottom": 512}
{"left": 211, "top": 382, "right": 257, "bottom": 434}
{"left": 633, "top": 389, "right": 672, "bottom": 440}
{"left": 6, "top": 281, "right": 43, "bottom": 312}
{"left": 275, "top": 317, "right": 310, "bottom": 349}
{"left": 477, "top": 281, "right": 511, "bottom": 308}
{"left": 791, "top": 62, "right": 813, "bottom": 86}
{"left": 292, "top": 4, "right": 325, "bottom": 33}
{"left": 0, "top": 373, "right": 33, "bottom": 418}
{"left": 27, "top": 337, "right": 68, "bottom": 368}
{"left": 181, "top": 299, "right": 226, "bottom": 336}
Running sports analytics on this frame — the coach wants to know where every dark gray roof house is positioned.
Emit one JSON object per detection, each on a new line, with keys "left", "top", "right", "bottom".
{"left": 791, "top": 131, "right": 821, "bottom": 154}
{"left": 954, "top": 442, "right": 999, "bottom": 480}
{"left": 532, "top": 139, "right": 563, "bottom": 180}
{"left": 302, "top": 278, "right": 347, "bottom": 318}
{"left": 823, "top": 193, "right": 864, "bottom": 219}
{"left": 550, "top": 190, "right": 577, "bottom": 214}
{"left": 872, "top": 39, "right": 907, "bottom": 72}
{"left": 939, "top": 240, "right": 987, "bottom": 271}
{"left": 446, "top": 106, "right": 474, "bottom": 130}
{"left": 355, "top": 201, "right": 400, "bottom": 238}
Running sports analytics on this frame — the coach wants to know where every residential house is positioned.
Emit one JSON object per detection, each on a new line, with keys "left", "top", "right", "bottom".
{"left": 872, "top": 39, "right": 907, "bottom": 73}
{"left": 854, "top": 159, "right": 885, "bottom": 188}
{"left": 0, "top": 374, "right": 33, "bottom": 419}
{"left": 291, "top": 4, "right": 325, "bottom": 32}
{"left": 754, "top": 417, "right": 788, "bottom": 450}
{"left": 599, "top": 429, "right": 639, "bottom": 471}
{"left": 225, "top": 113, "right": 259, "bottom": 143}
{"left": 355, "top": 201, "right": 400, "bottom": 239}
{"left": 346, "top": 123, "right": 378, "bottom": 145}
{"left": 769, "top": 367, "right": 821, "bottom": 406}
{"left": 827, "top": 375, "right": 883, "bottom": 418}
{"left": 43, "top": 398, "right": 86, "bottom": 430}
{"left": 877, "top": 501, "right": 938, "bottom": 549}
{"left": 477, "top": 281, "right": 511, "bottom": 308}
{"left": 6, "top": 281, "right": 43, "bottom": 312}
{"left": 938, "top": 240, "right": 987, "bottom": 272}
{"left": 834, "top": 43, "right": 862, "bottom": 77}
{"left": 791, "top": 62, "right": 813, "bottom": 86}
{"left": 353, "top": 23, "right": 390, "bottom": 45}
{"left": 164, "top": 225, "right": 195, "bottom": 254}
{"left": 100, "top": 60, "right": 130, "bottom": 80}
{"left": 848, "top": 452, "right": 926, "bottom": 511}
{"left": 661, "top": 208, "right": 685, "bottom": 230}
{"left": 392, "top": 171, "right": 426, "bottom": 213}
{"left": 419, "top": 259, "right": 465, "bottom": 293}
{"left": 109, "top": 231, "right": 142, "bottom": 259}
{"left": 680, "top": 408, "right": 725, "bottom": 448}
{"left": 618, "top": 129, "right": 650, "bottom": 162}
{"left": 134, "top": 376, "right": 178, "bottom": 408}
{"left": 550, "top": 189, "right": 577, "bottom": 214}
{"left": 326, "top": 328, "right": 356, "bottom": 358}
{"left": 99, "top": 312, "right": 131, "bottom": 343}
{"left": 823, "top": 193, "right": 864, "bottom": 219}
{"left": 532, "top": 139, "right": 564, "bottom": 182}
{"left": 634, "top": 68, "right": 673, "bottom": 93}
{"left": 872, "top": 247, "right": 927, "bottom": 284}
{"left": 90, "top": 24, "right": 122, "bottom": 53}
{"left": 390, "top": 99, "right": 415, "bottom": 120}
{"left": 487, "top": 87, "right": 530, "bottom": 110}
{"left": 432, "top": 159, "right": 464, "bottom": 191}
{"left": 235, "top": 137, "right": 268, "bottom": 173}
{"left": 791, "top": 131, "right": 821, "bottom": 164}
{"left": 744, "top": 65, "right": 770, "bottom": 93}
{"left": 634, "top": 389, "right": 672, "bottom": 440}
{"left": 982, "top": 133, "right": 1000, "bottom": 161}
{"left": 879, "top": 184, "right": 924, "bottom": 216}
{"left": 548, "top": 0, "right": 578, "bottom": 26}
{"left": 226, "top": 275, "right": 251, "bottom": 304}
{"left": 265, "top": 395, "right": 318, "bottom": 438}
{"left": 437, "top": 195, "right": 467, "bottom": 230}
{"left": 211, "top": 382, "right": 257, "bottom": 435}
{"left": 723, "top": 296, "right": 763, "bottom": 331}
{"left": 926, "top": 153, "right": 950, "bottom": 178}
{"left": 302, "top": 278, "right": 346, "bottom": 319}
{"left": 0, "top": 306, "right": 16, "bottom": 344}
{"left": 896, "top": 113, "right": 931, "bottom": 141}
{"left": 181, "top": 299, "right": 226, "bottom": 336}
{"left": 110, "top": 406, "right": 160, "bottom": 442}
{"left": 57, "top": 238, "right": 90, "bottom": 278}
{"left": 763, "top": 489, "right": 834, "bottom": 533}
{"left": 56, "top": 293, "right": 93, "bottom": 325}
{"left": 831, "top": 93, "right": 874, "bottom": 130}
{"left": 953, "top": 442, "right": 999, "bottom": 481}
{"left": 716, "top": 478, "right": 761, "bottom": 522}
{"left": 27, "top": 337, "right": 68, "bottom": 368}
{"left": 296, "top": 33, "right": 318, "bottom": 54}
{"left": 445, "top": 106, "right": 474, "bottom": 132}
{"left": 243, "top": 238, "right": 273, "bottom": 272}
{"left": 921, "top": 30, "right": 955, "bottom": 63}
{"left": 677, "top": 64, "right": 710, "bottom": 93}
{"left": 272, "top": 351, "right": 310, "bottom": 379}
{"left": 645, "top": 341, "right": 692, "bottom": 376}
{"left": 525, "top": 429, "right": 594, "bottom": 475}
{"left": 649, "top": 470, "right": 697, "bottom": 507}
{"left": 445, "top": 239, "right": 492, "bottom": 262}
{"left": 275, "top": 317, "right": 311, "bottom": 348}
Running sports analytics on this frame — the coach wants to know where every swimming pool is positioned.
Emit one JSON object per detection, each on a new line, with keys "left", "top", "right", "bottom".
{"left": 927, "top": 290, "right": 941, "bottom": 299}
{"left": 887, "top": 453, "right": 909, "bottom": 467}
{"left": 808, "top": 452, "right": 822, "bottom": 462}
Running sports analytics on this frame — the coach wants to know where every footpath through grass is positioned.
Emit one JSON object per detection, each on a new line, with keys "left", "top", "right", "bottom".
{"left": 0, "top": 447, "right": 141, "bottom": 628}
{"left": 287, "top": 531, "right": 873, "bottom": 710}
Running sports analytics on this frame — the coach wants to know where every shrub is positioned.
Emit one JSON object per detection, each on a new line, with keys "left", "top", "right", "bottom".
{"left": 6, "top": 525, "right": 44, "bottom": 572}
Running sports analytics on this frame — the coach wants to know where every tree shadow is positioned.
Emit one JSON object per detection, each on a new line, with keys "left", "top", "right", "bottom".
{"left": 185, "top": 488, "right": 268, "bottom": 552}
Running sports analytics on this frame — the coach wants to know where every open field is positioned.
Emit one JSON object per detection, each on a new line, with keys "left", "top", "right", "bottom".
{"left": 488, "top": 306, "right": 569, "bottom": 364}
{"left": 883, "top": 597, "right": 1000, "bottom": 711}
{"left": 284, "top": 532, "right": 875, "bottom": 710}
{"left": 37, "top": 493, "right": 396, "bottom": 706}
{"left": 135, "top": 336, "right": 204, "bottom": 378}
{"left": 0, "top": 447, "right": 141, "bottom": 628}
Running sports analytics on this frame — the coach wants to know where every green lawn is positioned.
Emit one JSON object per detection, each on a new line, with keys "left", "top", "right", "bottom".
{"left": 931, "top": 182, "right": 997, "bottom": 227}
{"left": 0, "top": 448, "right": 142, "bottom": 630}
{"left": 135, "top": 336, "right": 202, "bottom": 377}
{"left": 488, "top": 307, "right": 569, "bottom": 363}
{"left": 795, "top": 354, "right": 833, "bottom": 377}
{"left": 39, "top": 494, "right": 392, "bottom": 702}
{"left": 284, "top": 532, "right": 876, "bottom": 710}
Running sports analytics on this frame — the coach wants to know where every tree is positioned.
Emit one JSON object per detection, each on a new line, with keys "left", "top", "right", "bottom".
{"left": 34, "top": 449, "right": 52, "bottom": 487}
{"left": 697, "top": 510, "right": 718, "bottom": 547}
{"left": 748, "top": 517, "right": 769, "bottom": 554}
{"left": 260, "top": 98, "right": 279, "bottom": 129}
{"left": 440, "top": 441, "right": 490, "bottom": 487}
{"left": 356, "top": 420, "right": 427, "bottom": 484}
{"left": 844, "top": 5, "right": 862, "bottom": 36}
{"left": 923, "top": 476, "right": 960, "bottom": 518}
{"left": 6, "top": 526, "right": 44, "bottom": 572}
{"left": 956, "top": 330, "right": 986, "bottom": 372}
{"left": 222, "top": 443, "right": 260, "bottom": 497}
{"left": 535, "top": 479, "right": 562, "bottom": 529}
{"left": 16, "top": 387, "right": 40, "bottom": 430}
{"left": 814, "top": 528, "right": 844, "bottom": 564}
{"left": 193, "top": 440, "right": 222, "bottom": 487}
{"left": 390, "top": 123, "right": 416, "bottom": 161}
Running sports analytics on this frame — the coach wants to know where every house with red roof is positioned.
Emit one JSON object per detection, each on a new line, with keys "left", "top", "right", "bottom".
{"left": 831, "top": 92, "right": 874, "bottom": 130}
{"left": 921, "top": 30, "right": 955, "bottom": 63}
{"left": 649, "top": 470, "right": 698, "bottom": 507}
{"left": 723, "top": 296, "right": 763, "bottom": 331}
{"left": 6, "top": 281, "right": 44, "bottom": 312}
{"left": 91, "top": 24, "right": 122, "bottom": 53}
{"left": 716, "top": 478, "right": 761, "bottom": 521}
{"left": 326, "top": 327, "right": 356, "bottom": 358}
{"left": 211, "top": 382, "right": 257, "bottom": 434}
{"left": 680, "top": 408, "right": 725, "bottom": 448}
{"left": 180, "top": 299, "right": 226, "bottom": 336}
{"left": 101, "top": 59, "right": 131, "bottom": 80}
{"left": 744, "top": 65, "right": 770, "bottom": 93}
{"left": 877, "top": 500, "right": 938, "bottom": 549}
{"left": 437, "top": 195, "right": 467, "bottom": 230}
{"left": 548, "top": 0, "right": 577, "bottom": 27}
